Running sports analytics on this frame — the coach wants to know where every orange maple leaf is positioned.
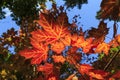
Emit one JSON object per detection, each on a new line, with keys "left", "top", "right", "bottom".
{"left": 71, "top": 34, "right": 85, "bottom": 48}
{"left": 95, "top": 42, "right": 110, "bottom": 55}
{"left": 71, "top": 35, "right": 94, "bottom": 53}
{"left": 77, "top": 64, "right": 93, "bottom": 75}
{"left": 31, "top": 29, "right": 57, "bottom": 44}
{"left": 32, "top": 12, "right": 71, "bottom": 54}
{"left": 88, "top": 70, "right": 109, "bottom": 79}
{"left": 52, "top": 55, "right": 66, "bottom": 63}
{"left": 19, "top": 44, "right": 48, "bottom": 64}
{"left": 82, "top": 38, "right": 93, "bottom": 53}
{"left": 37, "top": 63, "right": 53, "bottom": 75}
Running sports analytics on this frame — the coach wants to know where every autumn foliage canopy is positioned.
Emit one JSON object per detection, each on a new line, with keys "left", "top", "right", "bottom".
{"left": 18, "top": 2, "right": 120, "bottom": 80}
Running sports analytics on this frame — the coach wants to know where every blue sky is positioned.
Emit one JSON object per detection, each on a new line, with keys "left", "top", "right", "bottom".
{"left": 0, "top": 8, "right": 19, "bottom": 35}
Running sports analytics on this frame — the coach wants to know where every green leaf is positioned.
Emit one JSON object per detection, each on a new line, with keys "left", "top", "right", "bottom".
{"left": 98, "top": 53, "right": 104, "bottom": 60}
{"left": 4, "top": 53, "right": 11, "bottom": 61}
{"left": 111, "top": 70, "right": 115, "bottom": 74}
{"left": 117, "top": 46, "right": 120, "bottom": 49}
{"left": 110, "top": 47, "right": 119, "bottom": 53}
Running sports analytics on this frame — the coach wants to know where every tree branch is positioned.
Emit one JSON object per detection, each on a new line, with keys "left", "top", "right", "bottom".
{"left": 104, "top": 49, "right": 120, "bottom": 71}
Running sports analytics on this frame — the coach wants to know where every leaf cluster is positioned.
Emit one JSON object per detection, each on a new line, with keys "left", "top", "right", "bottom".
{"left": 19, "top": 4, "right": 120, "bottom": 80}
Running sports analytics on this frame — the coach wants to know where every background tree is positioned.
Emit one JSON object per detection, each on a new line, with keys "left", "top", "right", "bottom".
{"left": 63, "top": 0, "right": 87, "bottom": 9}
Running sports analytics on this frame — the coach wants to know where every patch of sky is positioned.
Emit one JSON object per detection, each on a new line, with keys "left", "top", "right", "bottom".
{"left": 8, "top": 46, "right": 15, "bottom": 54}
{"left": 0, "top": 8, "right": 19, "bottom": 36}
{"left": 80, "top": 53, "right": 98, "bottom": 65}
{"left": 105, "top": 20, "right": 120, "bottom": 43}
{"left": 3, "top": 8, "right": 12, "bottom": 17}
{"left": 77, "top": 48, "right": 98, "bottom": 65}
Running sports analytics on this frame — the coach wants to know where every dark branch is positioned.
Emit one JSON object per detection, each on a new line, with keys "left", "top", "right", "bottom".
{"left": 104, "top": 49, "right": 120, "bottom": 71}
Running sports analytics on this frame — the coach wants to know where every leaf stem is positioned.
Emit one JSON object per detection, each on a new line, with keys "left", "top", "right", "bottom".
{"left": 104, "top": 49, "right": 120, "bottom": 71}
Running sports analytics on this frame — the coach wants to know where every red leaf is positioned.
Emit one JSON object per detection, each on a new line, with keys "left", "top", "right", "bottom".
{"left": 71, "top": 35, "right": 94, "bottom": 53}
{"left": 71, "top": 34, "right": 85, "bottom": 48}
{"left": 19, "top": 44, "right": 48, "bottom": 64}
{"left": 32, "top": 12, "right": 71, "bottom": 54}
{"left": 37, "top": 63, "right": 53, "bottom": 75}
{"left": 77, "top": 64, "right": 93, "bottom": 75}
{"left": 88, "top": 21, "right": 109, "bottom": 44}
{"left": 88, "top": 70, "right": 109, "bottom": 79}
{"left": 110, "top": 71, "right": 120, "bottom": 79}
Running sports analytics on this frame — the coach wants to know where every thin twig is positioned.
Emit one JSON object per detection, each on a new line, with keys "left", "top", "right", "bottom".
{"left": 104, "top": 49, "right": 120, "bottom": 71}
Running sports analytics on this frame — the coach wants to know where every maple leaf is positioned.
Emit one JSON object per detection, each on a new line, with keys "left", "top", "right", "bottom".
{"left": 19, "top": 44, "right": 48, "bottom": 64}
{"left": 52, "top": 55, "right": 66, "bottom": 63}
{"left": 50, "top": 34, "right": 71, "bottom": 54}
{"left": 36, "top": 12, "right": 54, "bottom": 30}
{"left": 82, "top": 38, "right": 93, "bottom": 53}
{"left": 60, "top": 34, "right": 71, "bottom": 46}
{"left": 51, "top": 41, "right": 65, "bottom": 54}
{"left": 71, "top": 34, "right": 85, "bottom": 48}
{"left": 66, "top": 53, "right": 79, "bottom": 65}
{"left": 88, "top": 21, "right": 109, "bottom": 44}
{"left": 46, "top": 68, "right": 59, "bottom": 80}
{"left": 95, "top": 42, "right": 110, "bottom": 55}
{"left": 33, "top": 12, "right": 71, "bottom": 42}
{"left": 31, "top": 29, "right": 57, "bottom": 44}
{"left": 30, "top": 27, "right": 71, "bottom": 54}
{"left": 71, "top": 34, "right": 94, "bottom": 53}
{"left": 56, "top": 12, "right": 70, "bottom": 27}
{"left": 37, "top": 63, "right": 53, "bottom": 75}
{"left": 88, "top": 70, "right": 109, "bottom": 79}
{"left": 32, "top": 11, "right": 71, "bottom": 54}
{"left": 67, "top": 47, "right": 82, "bottom": 62}
{"left": 68, "top": 46, "right": 78, "bottom": 54}
{"left": 77, "top": 64, "right": 93, "bottom": 75}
